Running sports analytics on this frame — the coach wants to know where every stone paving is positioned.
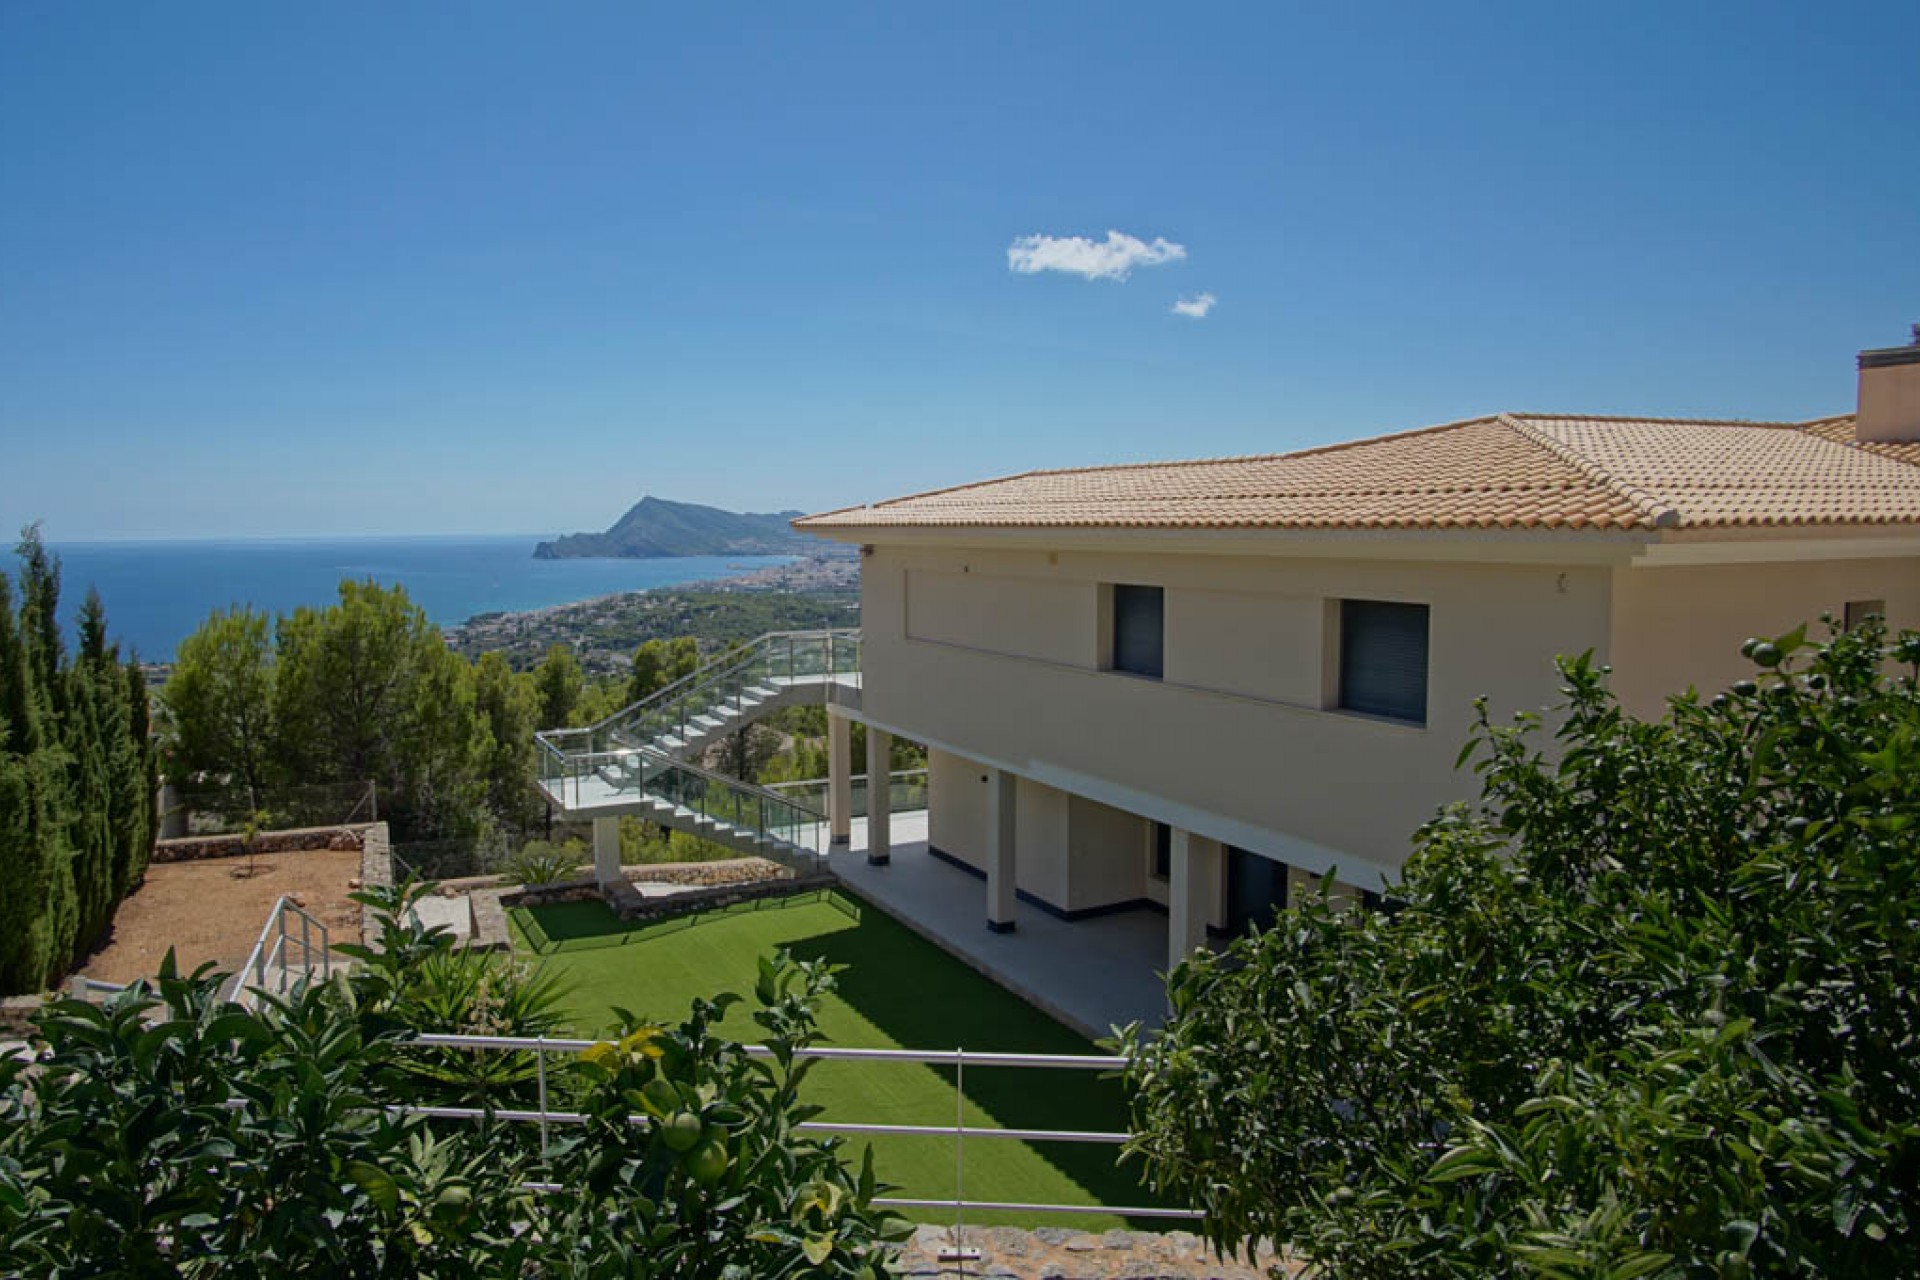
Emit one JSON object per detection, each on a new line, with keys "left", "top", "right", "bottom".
{"left": 893, "top": 1225, "right": 1292, "bottom": 1279}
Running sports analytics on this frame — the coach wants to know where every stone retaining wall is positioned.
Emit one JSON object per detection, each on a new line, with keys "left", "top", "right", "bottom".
{"left": 894, "top": 1225, "right": 1290, "bottom": 1279}
{"left": 357, "top": 823, "right": 394, "bottom": 954}
{"left": 152, "top": 822, "right": 373, "bottom": 864}
{"left": 494, "top": 860, "right": 835, "bottom": 928}
{"left": 605, "top": 871, "right": 839, "bottom": 923}
{"left": 1, "top": 996, "right": 42, "bottom": 1036}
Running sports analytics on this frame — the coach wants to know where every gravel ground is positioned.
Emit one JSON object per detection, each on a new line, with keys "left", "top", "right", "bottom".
{"left": 78, "top": 847, "right": 363, "bottom": 985}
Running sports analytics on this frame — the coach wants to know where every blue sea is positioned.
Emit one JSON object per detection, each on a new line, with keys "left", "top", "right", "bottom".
{"left": 43, "top": 536, "right": 795, "bottom": 663}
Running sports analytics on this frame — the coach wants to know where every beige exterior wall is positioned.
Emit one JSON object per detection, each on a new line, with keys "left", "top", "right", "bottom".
{"left": 1857, "top": 360, "right": 1920, "bottom": 444}
{"left": 1016, "top": 777, "right": 1070, "bottom": 907}
{"left": 906, "top": 570, "right": 1096, "bottom": 667}
{"left": 926, "top": 750, "right": 1071, "bottom": 905}
{"left": 928, "top": 749, "right": 1160, "bottom": 914}
{"left": 1607, "top": 558, "right": 1920, "bottom": 716}
{"left": 1163, "top": 588, "right": 1328, "bottom": 705}
{"left": 926, "top": 746, "right": 987, "bottom": 873}
{"left": 1066, "top": 794, "right": 1151, "bottom": 912}
{"left": 862, "top": 543, "right": 1614, "bottom": 883}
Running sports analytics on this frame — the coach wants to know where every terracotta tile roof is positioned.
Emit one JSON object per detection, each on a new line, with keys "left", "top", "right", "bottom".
{"left": 1795, "top": 415, "right": 1920, "bottom": 467}
{"left": 795, "top": 413, "right": 1920, "bottom": 534}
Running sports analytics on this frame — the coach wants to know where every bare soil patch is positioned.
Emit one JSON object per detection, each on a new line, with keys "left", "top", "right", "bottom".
{"left": 81, "top": 847, "right": 364, "bottom": 985}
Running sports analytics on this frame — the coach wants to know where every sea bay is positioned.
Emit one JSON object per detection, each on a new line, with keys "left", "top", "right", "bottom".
{"left": 44, "top": 535, "right": 794, "bottom": 663}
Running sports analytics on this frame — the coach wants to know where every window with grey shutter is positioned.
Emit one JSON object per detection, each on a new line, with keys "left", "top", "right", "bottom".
{"left": 1339, "top": 600, "right": 1429, "bottom": 724}
{"left": 1112, "top": 585, "right": 1164, "bottom": 679}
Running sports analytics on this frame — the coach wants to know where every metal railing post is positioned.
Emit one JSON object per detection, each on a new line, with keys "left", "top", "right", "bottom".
{"left": 300, "top": 910, "right": 312, "bottom": 986}
{"left": 938, "top": 1046, "right": 980, "bottom": 1264}
{"left": 536, "top": 1037, "right": 551, "bottom": 1160}
{"left": 955, "top": 1047, "right": 964, "bottom": 1242}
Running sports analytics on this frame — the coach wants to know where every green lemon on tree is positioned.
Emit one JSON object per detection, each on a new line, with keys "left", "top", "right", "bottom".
{"left": 686, "top": 1138, "right": 729, "bottom": 1186}
{"left": 662, "top": 1111, "right": 704, "bottom": 1153}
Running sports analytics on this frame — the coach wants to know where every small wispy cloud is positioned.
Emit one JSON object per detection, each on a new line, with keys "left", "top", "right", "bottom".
{"left": 1006, "top": 230, "right": 1187, "bottom": 282}
{"left": 1171, "top": 292, "right": 1217, "bottom": 319}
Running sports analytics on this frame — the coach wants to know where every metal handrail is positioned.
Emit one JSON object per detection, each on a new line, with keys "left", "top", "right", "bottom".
{"left": 562, "top": 627, "right": 861, "bottom": 740}
{"left": 401, "top": 1032, "right": 1198, "bottom": 1224}
{"left": 552, "top": 745, "right": 829, "bottom": 824}
{"left": 234, "top": 895, "right": 333, "bottom": 1002}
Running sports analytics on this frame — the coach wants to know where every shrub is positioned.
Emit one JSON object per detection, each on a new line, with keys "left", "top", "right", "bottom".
{"left": 508, "top": 839, "right": 585, "bottom": 885}
{"left": 1119, "top": 620, "right": 1920, "bottom": 1277}
{"left": 1, "top": 885, "right": 907, "bottom": 1277}
{"left": 0, "top": 956, "right": 537, "bottom": 1277}
{"left": 541, "top": 953, "right": 910, "bottom": 1277}
{"left": 338, "top": 880, "right": 569, "bottom": 1107}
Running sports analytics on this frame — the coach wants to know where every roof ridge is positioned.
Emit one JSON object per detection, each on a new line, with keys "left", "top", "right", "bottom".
{"left": 974, "top": 415, "right": 1510, "bottom": 482}
{"left": 1498, "top": 414, "right": 1677, "bottom": 530}
{"left": 1509, "top": 412, "right": 1811, "bottom": 429}
{"left": 797, "top": 468, "right": 1049, "bottom": 522}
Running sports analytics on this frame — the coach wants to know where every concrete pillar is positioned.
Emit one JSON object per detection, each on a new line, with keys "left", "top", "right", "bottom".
{"left": 157, "top": 781, "right": 188, "bottom": 840}
{"left": 1168, "top": 828, "right": 1221, "bottom": 971}
{"left": 865, "top": 726, "right": 892, "bottom": 866}
{"left": 827, "top": 710, "right": 852, "bottom": 846}
{"left": 986, "top": 768, "right": 1017, "bottom": 933}
{"left": 593, "top": 816, "right": 621, "bottom": 888}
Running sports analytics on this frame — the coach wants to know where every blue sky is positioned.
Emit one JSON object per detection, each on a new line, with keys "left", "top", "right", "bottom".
{"left": 2, "top": 2, "right": 1915, "bottom": 540}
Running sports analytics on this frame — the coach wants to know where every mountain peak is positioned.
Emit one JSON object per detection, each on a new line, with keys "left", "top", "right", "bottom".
{"left": 534, "top": 497, "right": 814, "bottom": 560}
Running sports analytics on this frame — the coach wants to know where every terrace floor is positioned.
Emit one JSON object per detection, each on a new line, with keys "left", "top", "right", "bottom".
{"left": 831, "top": 813, "right": 1169, "bottom": 1041}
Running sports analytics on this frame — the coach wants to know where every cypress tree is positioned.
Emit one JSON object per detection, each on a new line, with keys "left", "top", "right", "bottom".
{"left": 64, "top": 592, "right": 115, "bottom": 955}
{"left": 126, "top": 662, "right": 156, "bottom": 891}
{"left": 15, "top": 525, "right": 66, "bottom": 721}
{"left": 0, "top": 552, "right": 157, "bottom": 994}
{"left": 0, "top": 574, "right": 50, "bottom": 993}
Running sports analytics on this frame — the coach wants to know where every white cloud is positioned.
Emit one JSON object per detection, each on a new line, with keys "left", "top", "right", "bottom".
{"left": 1006, "top": 230, "right": 1187, "bottom": 282}
{"left": 1171, "top": 292, "right": 1217, "bottom": 319}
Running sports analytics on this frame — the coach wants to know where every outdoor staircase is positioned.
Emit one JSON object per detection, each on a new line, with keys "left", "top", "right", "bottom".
{"left": 534, "top": 630, "right": 860, "bottom": 872}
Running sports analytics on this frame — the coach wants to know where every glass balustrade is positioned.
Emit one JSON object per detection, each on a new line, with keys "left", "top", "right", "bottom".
{"left": 533, "top": 629, "right": 853, "bottom": 861}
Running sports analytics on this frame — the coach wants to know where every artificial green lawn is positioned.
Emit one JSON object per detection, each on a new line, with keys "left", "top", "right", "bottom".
{"left": 508, "top": 890, "right": 1168, "bottom": 1229}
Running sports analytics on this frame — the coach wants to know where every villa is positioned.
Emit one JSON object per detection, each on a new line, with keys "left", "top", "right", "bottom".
{"left": 539, "top": 333, "right": 1920, "bottom": 1033}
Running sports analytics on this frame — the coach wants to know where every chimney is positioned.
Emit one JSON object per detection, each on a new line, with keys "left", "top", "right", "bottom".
{"left": 1857, "top": 324, "right": 1920, "bottom": 443}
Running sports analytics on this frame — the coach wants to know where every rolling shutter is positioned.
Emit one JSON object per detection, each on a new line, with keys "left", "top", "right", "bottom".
{"left": 1112, "top": 585, "right": 1165, "bottom": 679}
{"left": 1339, "top": 600, "right": 1429, "bottom": 724}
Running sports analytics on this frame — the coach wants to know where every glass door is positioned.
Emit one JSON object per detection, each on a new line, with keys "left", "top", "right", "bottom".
{"left": 1226, "top": 846, "right": 1288, "bottom": 936}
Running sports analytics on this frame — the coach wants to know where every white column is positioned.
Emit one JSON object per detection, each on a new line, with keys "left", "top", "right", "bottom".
{"left": 593, "top": 816, "right": 621, "bottom": 888}
{"left": 865, "top": 726, "right": 892, "bottom": 865}
{"left": 827, "top": 710, "right": 852, "bottom": 847}
{"left": 986, "top": 768, "right": 1017, "bottom": 933}
{"left": 1168, "top": 828, "right": 1221, "bottom": 971}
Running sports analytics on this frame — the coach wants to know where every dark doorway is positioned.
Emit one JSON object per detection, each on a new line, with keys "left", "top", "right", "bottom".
{"left": 1226, "top": 846, "right": 1288, "bottom": 935}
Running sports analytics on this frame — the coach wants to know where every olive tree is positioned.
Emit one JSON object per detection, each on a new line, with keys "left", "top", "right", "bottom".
{"left": 1119, "top": 620, "right": 1920, "bottom": 1278}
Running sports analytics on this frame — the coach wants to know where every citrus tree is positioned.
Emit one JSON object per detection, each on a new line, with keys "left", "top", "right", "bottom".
{"left": 2, "top": 891, "right": 906, "bottom": 1277}
{"left": 1119, "top": 619, "right": 1920, "bottom": 1277}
